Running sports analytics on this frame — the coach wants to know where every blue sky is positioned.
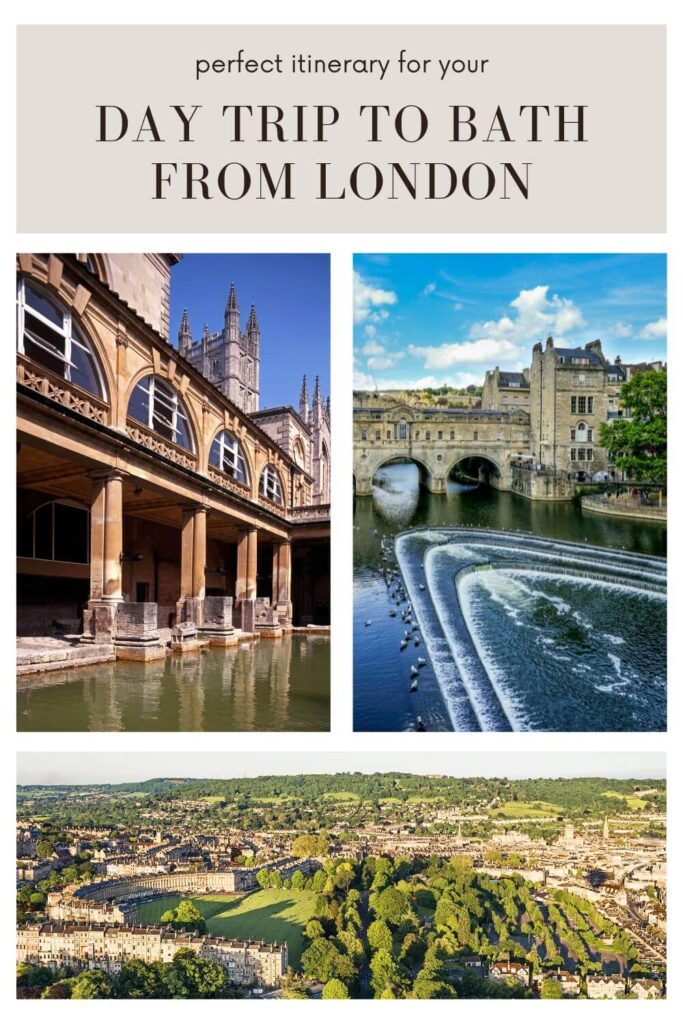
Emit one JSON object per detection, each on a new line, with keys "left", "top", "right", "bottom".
{"left": 170, "top": 254, "right": 329, "bottom": 408}
{"left": 354, "top": 253, "right": 667, "bottom": 390}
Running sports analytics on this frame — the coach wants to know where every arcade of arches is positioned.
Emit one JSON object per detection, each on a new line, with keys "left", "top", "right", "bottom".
{"left": 17, "top": 254, "right": 330, "bottom": 660}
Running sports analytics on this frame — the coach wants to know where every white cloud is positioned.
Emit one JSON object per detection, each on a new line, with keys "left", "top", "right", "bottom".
{"left": 361, "top": 340, "right": 386, "bottom": 356}
{"left": 638, "top": 317, "right": 667, "bottom": 339}
{"left": 354, "top": 271, "right": 397, "bottom": 324}
{"left": 610, "top": 322, "right": 633, "bottom": 339}
{"left": 364, "top": 324, "right": 377, "bottom": 338}
{"left": 408, "top": 337, "right": 521, "bottom": 369}
{"left": 422, "top": 282, "right": 437, "bottom": 296}
{"left": 353, "top": 370, "right": 481, "bottom": 391}
{"left": 367, "top": 356, "right": 397, "bottom": 370}
{"left": 469, "top": 284, "right": 584, "bottom": 344}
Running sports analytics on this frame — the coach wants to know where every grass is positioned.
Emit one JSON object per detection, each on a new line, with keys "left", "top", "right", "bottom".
{"left": 601, "top": 791, "right": 647, "bottom": 810}
{"left": 494, "top": 801, "right": 564, "bottom": 818}
{"left": 136, "top": 889, "right": 318, "bottom": 967}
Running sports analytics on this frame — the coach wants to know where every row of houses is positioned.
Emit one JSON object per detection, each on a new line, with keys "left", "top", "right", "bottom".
{"left": 17, "top": 922, "right": 287, "bottom": 988}
{"left": 485, "top": 959, "right": 663, "bottom": 998}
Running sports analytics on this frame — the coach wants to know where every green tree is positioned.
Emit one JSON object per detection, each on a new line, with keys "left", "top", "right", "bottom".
{"left": 160, "top": 898, "right": 207, "bottom": 934}
{"left": 300, "top": 937, "right": 356, "bottom": 985}
{"left": 367, "top": 919, "right": 393, "bottom": 953}
{"left": 291, "top": 833, "right": 329, "bottom": 858}
{"left": 599, "top": 370, "right": 667, "bottom": 482}
{"left": 71, "top": 970, "right": 117, "bottom": 999}
{"left": 35, "top": 839, "right": 55, "bottom": 860}
{"left": 374, "top": 886, "right": 410, "bottom": 926}
{"left": 117, "top": 959, "right": 165, "bottom": 998}
{"left": 541, "top": 977, "right": 564, "bottom": 999}
{"left": 41, "top": 981, "right": 73, "bottom": 999}
{"left": 322, "top": 978, "right": 350, "bottom": 999}
{"left": 370, "top": 948, "right": 402, "bottom": 998}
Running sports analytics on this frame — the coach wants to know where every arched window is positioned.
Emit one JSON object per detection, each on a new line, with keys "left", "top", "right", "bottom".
{"left": 209, "top": 430, "right": 249, "bottom": 483}
{"left": 397, "top": 418, "right": 408, "bottom": 440}
{"left": 293, "top": 437, "right": 306, "bottom": 468}
{"left": 17, "top": 278, "right": 105, "bottom": 399}
{"left": 18, "top": 500, "right": 89, "bottom": 564}
{"left": 575, "top": 421, "right": 588, "bottom": 443}
{"left": 128, "top": 375, "right": 193, "bottom": 451}
{"left": 259, "top": 464, "right": 283, "bottom": 505}
{"left": 319, "top": 441, "right": 329, "bottom": 501}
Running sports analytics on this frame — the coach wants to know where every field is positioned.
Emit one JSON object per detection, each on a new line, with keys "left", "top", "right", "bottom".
{"left": 494, "top": 801, "right": 564, "bottom": 818}
{"left": 602, "top": 791, "right": 647, "bottom": 810}
{"left": 136, "top": 890, "right": 318, "bottom": 967}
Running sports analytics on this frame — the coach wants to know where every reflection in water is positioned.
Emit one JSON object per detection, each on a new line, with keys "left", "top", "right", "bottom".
{"left": 354, "top": 463, "right": 667, "bottom": 732}
{"left": 17, "top": 635, "right": 329, "bottom": 733}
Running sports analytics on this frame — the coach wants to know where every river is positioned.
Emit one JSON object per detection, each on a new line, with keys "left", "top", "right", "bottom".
{"left": 353, "top": 463, "right": 666, "bottom": 732}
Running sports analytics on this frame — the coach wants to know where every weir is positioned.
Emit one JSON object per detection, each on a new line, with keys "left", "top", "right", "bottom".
{"left": 394, "top": 527, "right": 667, "bottom": 733}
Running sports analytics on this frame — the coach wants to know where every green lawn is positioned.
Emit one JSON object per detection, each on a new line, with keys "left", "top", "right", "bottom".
{"left": 136, "top": 889, "right": 318, "bottom": 967}
{"left": 494, "top": 801, "right": 564, "bottom": 818}
{"left": 601, "top": 791, "right": 647, "bottom": 810}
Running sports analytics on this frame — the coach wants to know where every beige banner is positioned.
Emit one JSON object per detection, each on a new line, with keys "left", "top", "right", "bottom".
{"left": 17, "top": 24, "right": 665, "bottom": 233}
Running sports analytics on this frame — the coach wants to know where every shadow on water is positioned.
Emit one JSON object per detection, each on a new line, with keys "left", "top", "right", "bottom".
{"left": 17, "top": 635, "right": 330, "bottom": 733}
{"left": 354, "top": 463, "right": 666, "bottom": 732}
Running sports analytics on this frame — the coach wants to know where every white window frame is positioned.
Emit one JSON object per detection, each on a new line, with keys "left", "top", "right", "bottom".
{"left": 259, "top": 464, "right": 284, "bottom": 505}
{"left": 17, "top": 278, "right": 106, "bottom": 399}
{"left": 129, "top": 375, "right": 193, "bottom": 451}
{"left": 209, "top": 430, "right": 249, "bottom": 483}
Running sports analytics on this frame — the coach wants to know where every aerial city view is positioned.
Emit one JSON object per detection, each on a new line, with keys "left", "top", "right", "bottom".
{"left": 16, "top": 753, "right": 666, "bottom": 1000}
{"left": 16, "top": 253, "right": 331, "bottom": 731}
{"left": 353, "top": 253, "right": 667, "bottom": 732}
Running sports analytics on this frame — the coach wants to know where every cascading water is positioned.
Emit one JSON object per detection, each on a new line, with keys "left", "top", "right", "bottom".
{"left": 395, "top": 528, "right": 666, "bottom": 732}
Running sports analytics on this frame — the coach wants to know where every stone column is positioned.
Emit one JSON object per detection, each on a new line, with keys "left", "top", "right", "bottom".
{"left": 103, "top": 474, "right": 124, "bottom": 599}
{"left": 272, "top": 541, "right": 292, "bottom": 625}
{"left": 177, "top": 505, "right": 208, "bottom": 626}
{"left": 82, "top": 471, "right": 124, "bottom": 643}
{"left": 236, "top": 527, "right": 258, "bottom": 631}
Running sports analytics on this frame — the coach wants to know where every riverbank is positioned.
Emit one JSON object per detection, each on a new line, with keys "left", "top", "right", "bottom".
{"left": 581, "top": 494, "right": 667, "bottom": 522}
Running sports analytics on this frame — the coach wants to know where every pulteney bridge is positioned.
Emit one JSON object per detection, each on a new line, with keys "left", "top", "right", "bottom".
{"left": 353, "top": 402, "right": 530, "bottom": 495}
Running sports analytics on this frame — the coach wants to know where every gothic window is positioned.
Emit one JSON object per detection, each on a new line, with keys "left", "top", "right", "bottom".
{"left": 575, "top": 421, "right": 588, "bottom": 443}
{"left": 397, "top": 419, "right": 408, "bottom": 440}
{"left": 571, "top": 396, "right": 577, "bottom": 414}
{"left": 587, "top": 397, "right": 594, "bottom": 414}
{"left": 571, "top": 428, "right": 576, "bottom": 441}
{"left": 571, "top": 448, "right": 577, "bottom": 461}
{"left": 587, "top": 449, "right": 594, "bottom": 461}
{"left": 588, "top": 428, "right": 593, "bottom": 442}
{"left": 17, "top": 278, "right": 105, "bottom": 399}
{"left": 578, "top": 396, "right": 587, "bottom": 415}
{"left": 128, "top": 375, "right": 193, "bottom": 451}
{"left": 210, "top": 358, "right": 221, "bottom": 378}
{"left": 320, "top": 441, "right": 329, "bottom": 500}
{"left": 577, "top": 448, "right": 586, "bottom": 461}
{"left": 293, "top": 437, "right": 306, "bottom": 468}
{"left": 18, "top": 500, "right": 89, "bottom": 564}
{"left": 259, "top": 464, "right": 284, "bottom": 505}
{"left": 209, "top": 430, "right": 249, "bottom": 483}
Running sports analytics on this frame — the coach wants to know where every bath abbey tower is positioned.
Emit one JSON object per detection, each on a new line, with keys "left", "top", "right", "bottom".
{"left": 177, "top": 282, "right": 330, "bottom": 507}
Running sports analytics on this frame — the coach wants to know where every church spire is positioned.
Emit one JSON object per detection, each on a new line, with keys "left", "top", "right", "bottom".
{"left": 313, "top": 374, "right": 321, "bottom": 407}
{"left": 225, "top": 282, "right": 240, "bottom": 341}
{"left": 299, "top": 374, "right": 309, "bottom": 421}
{"left": 178, "top": 307, "right": 192, "bottom": 356}
{"left": 247, "top": 304, "right": 259, "bottom": 332}
{"left": 226, "top": 282, "right": 239, "bottom": 313}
